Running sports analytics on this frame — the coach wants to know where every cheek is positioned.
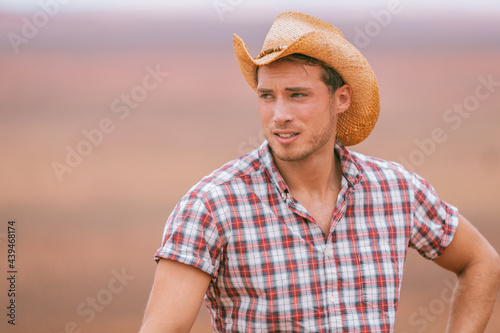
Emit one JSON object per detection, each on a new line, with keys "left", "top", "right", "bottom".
{"left": 257, "top": 105, "right": 274, "bottom": 125}
{"left": 302, "top": 105, "right": 334, "bottom": 128}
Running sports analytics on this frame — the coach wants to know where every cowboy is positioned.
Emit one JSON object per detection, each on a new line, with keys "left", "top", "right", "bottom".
{"left": 139, "top": 11, "right": 500, "bottom": 332}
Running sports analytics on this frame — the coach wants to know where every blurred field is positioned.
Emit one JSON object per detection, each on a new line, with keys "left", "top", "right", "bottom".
{"left": 1, "top": 6, "right": 500, "bottom": 333}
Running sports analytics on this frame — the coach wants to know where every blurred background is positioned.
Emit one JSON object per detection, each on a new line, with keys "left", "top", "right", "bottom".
{"left": 1, "top": 0, "right": 499, "bottom": 332}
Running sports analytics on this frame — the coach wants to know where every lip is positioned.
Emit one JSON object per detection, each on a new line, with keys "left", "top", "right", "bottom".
{"left": 273, "top": 130, "right": 300, "bottom": 145}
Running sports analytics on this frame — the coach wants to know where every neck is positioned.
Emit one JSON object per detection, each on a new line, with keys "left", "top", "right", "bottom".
{"left": 272, "top": 142, "right": 342, "bottom": 200}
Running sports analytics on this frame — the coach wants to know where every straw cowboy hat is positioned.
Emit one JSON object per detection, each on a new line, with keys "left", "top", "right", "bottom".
{"left": 233, "top": 11, "right": 380, "bottom": 146}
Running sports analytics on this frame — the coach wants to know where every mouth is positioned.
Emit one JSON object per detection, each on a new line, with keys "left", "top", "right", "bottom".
{"left": 273, "top": 131, "right": 300, "bottom": 144}
{"left": 275, "top": 133, "right": 299, "bottom": 138}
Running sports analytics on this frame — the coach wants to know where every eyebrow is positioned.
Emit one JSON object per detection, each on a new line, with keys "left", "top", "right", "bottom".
{"left": 285, "top": 87, "right": 312, "bottom": 92}
{"left": 257, "top": 87, "right": 312, "bottom": 93}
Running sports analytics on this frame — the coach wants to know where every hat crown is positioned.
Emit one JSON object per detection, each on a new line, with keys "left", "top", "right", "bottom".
{"left": 261, "top": 11, "right": 345, "bottom": 53}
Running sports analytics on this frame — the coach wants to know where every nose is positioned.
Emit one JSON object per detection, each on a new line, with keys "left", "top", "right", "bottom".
{"left": 272, "top": 97, "right": 293, "bottom": 125}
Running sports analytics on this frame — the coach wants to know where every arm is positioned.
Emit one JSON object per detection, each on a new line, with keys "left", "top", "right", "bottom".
{"left": 139, "top": 259, "right": 212, "bottom": 333}
{"left": 434, "top": 214, "right": 500, "bottom": 332}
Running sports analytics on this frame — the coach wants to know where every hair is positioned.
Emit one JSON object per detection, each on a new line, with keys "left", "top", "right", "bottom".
{"left": 256, "top": 53, "right": 345, "bottom": 95}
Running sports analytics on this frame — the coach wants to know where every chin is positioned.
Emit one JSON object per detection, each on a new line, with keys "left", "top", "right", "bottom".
{"left": 270, "top": 144, "right": 313, "bottom": 163}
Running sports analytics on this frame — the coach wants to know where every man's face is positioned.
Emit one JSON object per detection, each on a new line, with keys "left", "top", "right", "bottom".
{"left": 257, "top": 61, "right": 348, "bottom": 163}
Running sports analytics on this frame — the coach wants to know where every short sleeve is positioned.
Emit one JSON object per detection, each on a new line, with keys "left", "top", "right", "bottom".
{"left": 408, "top": 172, "right": 459, "bottom": 260}
{"left": 154, "top": 194, "right": 223, "bottom": 277}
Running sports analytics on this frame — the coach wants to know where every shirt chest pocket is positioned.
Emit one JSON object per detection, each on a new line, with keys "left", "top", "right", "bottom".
{"left": 359, "top": 254, "right": 401, "bottom": 311}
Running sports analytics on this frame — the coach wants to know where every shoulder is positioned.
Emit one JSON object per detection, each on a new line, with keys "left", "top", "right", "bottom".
{"left": 346, "top": 149, "right": 444, "bottom": 205}
{"left": 348, "top": 149, "right": 414, "bottom": 184}
{"left": 186, "top": 147, "right": 263, "bottom": 200}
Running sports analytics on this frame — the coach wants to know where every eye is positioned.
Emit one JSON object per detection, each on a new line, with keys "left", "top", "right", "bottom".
{"left": 291, "top": 93, "right": 306, "bottom": 98}
{"left": 259, "top": 93, "right": 273, "bottom": 99}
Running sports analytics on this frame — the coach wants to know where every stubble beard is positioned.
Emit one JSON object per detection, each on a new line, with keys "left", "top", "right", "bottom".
{"left": 267, "top": 111, "right": 338, "bottom": 163}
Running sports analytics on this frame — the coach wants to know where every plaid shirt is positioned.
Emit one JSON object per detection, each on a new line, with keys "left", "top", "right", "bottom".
{"left": 155, "top": 141, "right": 458, "bottom": 332}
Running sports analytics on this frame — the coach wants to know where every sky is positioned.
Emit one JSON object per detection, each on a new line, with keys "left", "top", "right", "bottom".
{"left": 2, "top": 0, "right": 500, "bottom": 14}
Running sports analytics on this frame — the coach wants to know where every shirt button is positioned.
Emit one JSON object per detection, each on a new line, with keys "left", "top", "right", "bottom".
{"left": 324, "top": 249, "right": 332, "bottom": 257}
{"left": 329, "top": 295, "right": 336, "bottom": 304}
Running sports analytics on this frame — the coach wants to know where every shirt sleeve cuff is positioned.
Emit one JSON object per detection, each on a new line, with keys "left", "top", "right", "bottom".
{"left": 154, "top": 247, "right": 218, "bottom": 278}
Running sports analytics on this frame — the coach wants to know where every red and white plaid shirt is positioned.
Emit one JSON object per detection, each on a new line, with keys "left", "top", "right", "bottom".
{"left": 155, "top": 141, "right": 458, "bottom": 332}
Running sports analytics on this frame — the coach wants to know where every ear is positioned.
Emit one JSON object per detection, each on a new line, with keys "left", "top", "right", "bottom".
{"left": 334, "top": 84, "right": 351, "bottom": 114}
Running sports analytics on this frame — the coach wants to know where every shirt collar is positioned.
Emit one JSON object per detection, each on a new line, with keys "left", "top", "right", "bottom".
{"left": 334, "top": 141, "right": 363, "bottom": 189}
{"left": 258, "top": 141, "right": 290, "bottom": 199}
{"left": 258, "top": 140, "right": 363, "bottom": 197}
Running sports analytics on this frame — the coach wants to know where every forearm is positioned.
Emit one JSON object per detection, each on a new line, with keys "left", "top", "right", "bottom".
{"left": 446, "top": 261, "right": 500, "bottom": 332}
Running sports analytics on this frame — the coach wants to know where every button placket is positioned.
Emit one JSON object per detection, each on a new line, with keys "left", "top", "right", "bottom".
{"left": 323, "top": 241, "right": 339, "bottom": 305}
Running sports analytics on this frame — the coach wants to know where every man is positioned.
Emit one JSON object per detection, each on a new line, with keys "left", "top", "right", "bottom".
{"left": 139, "top": 11, "right": 500, "bottom": 332}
